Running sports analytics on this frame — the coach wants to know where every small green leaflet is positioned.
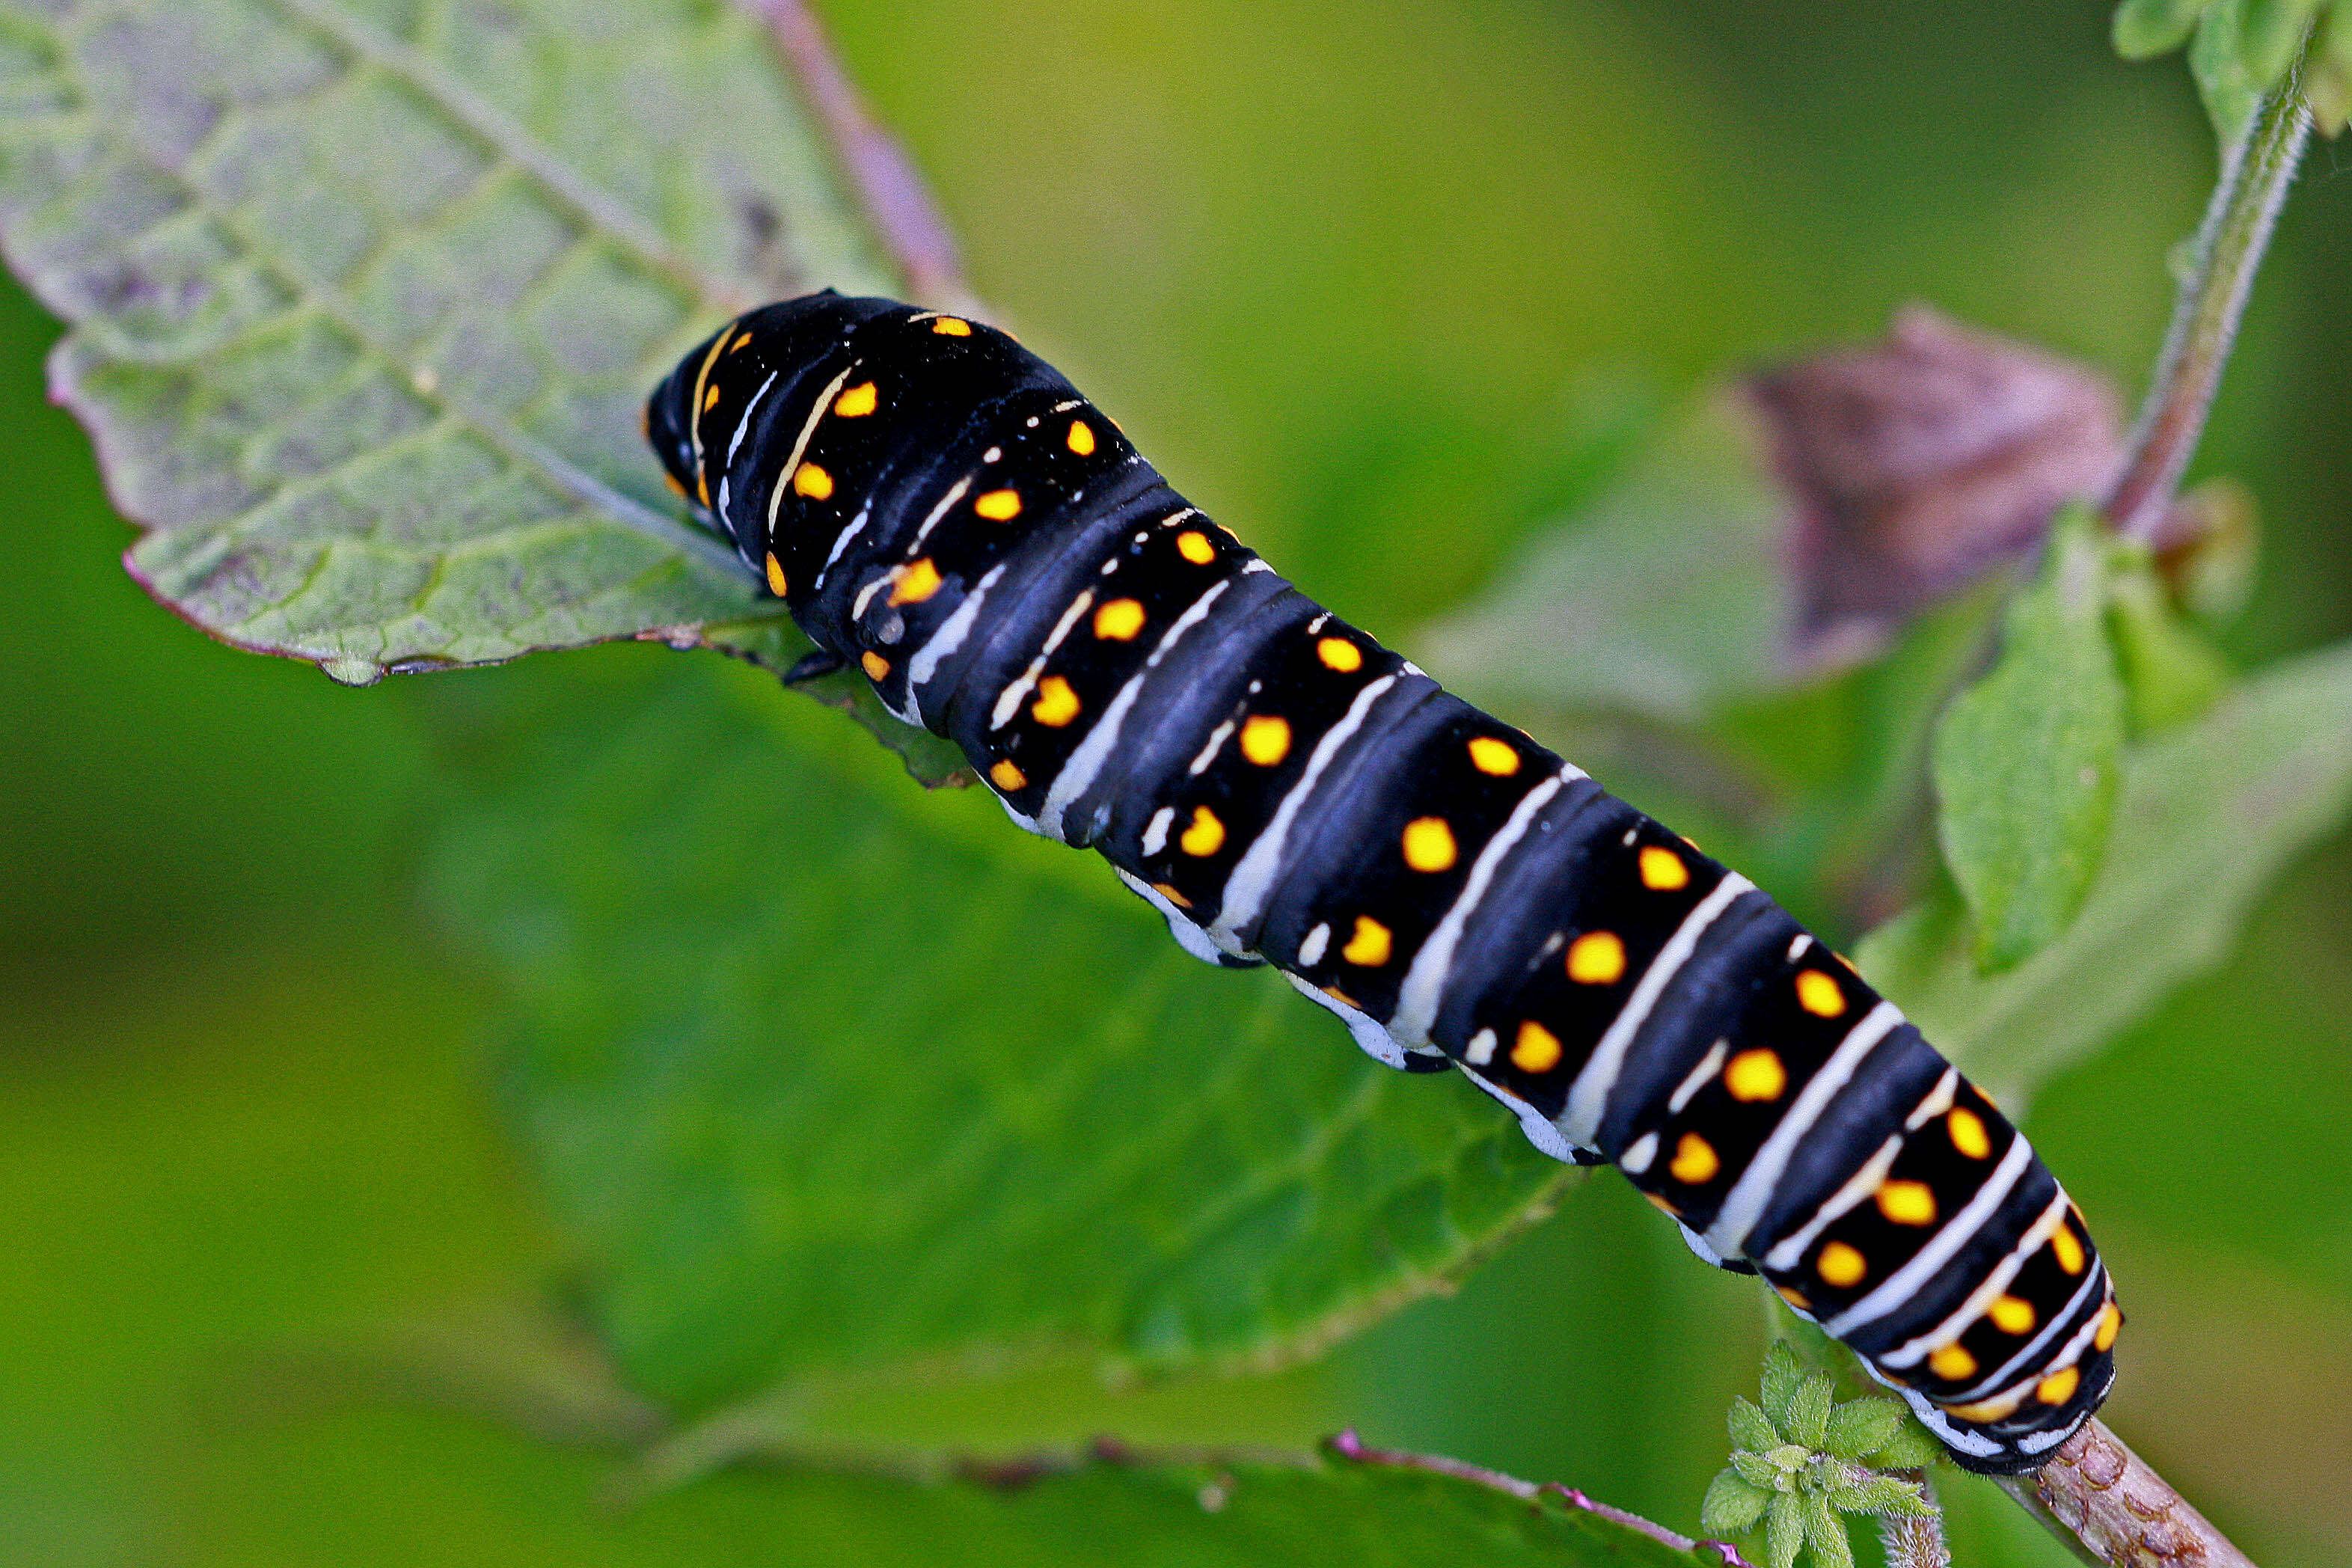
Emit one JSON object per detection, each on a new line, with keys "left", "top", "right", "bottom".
{"left": 1930, "top": 505, "right": 2127, "bottom": 974}
{"left": 2113, "top": 0, "right": 2346, "bottom": 141}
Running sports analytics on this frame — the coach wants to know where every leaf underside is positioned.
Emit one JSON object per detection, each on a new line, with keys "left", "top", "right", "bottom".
{"left": 0, "top": 0, "right": 896, "bottom": 691}
{"left": 429, "top": 660, "right": 1575, "bottom": 1420}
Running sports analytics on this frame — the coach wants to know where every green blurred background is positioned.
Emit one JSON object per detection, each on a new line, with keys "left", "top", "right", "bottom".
{"left": 4, "top": 0, "right": 2348, "bottom": 1564}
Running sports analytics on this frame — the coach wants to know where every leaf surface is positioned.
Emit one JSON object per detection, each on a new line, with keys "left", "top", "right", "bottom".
{"left": 1929, "top": 506, "right": 2125, "bottom": 973}
{"left": 429, "top": 658, "right": 1574, "bottom": 1420}
{"left": 0, "top": 0, "right": 889, "bottom": 682}
{"left": 1863, "top": 637, "right": 2352, "bottom": 1108}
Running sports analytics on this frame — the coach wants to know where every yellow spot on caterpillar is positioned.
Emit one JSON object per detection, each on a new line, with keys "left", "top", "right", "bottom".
{"left": 890, "top": 557, "right": 943, "bottom": 605}
{"left": 1776, "top": 1285, "right": 1811, "bottom": 1311}
{"left": 834, "top": 382, "right": 878, "bottom": 417}
{"left": 1877, "top": 1180, "right": 1938, "bottom": 1226}
{"left": 1180, "top": 805, "right": 1225, "bottom": 857}
{"left": 1724, "top": 1048, "right": 1786, "bottom": 1103}
{"left": 702, "top": 381, "right": 722, "bottom": 411}
{"left": 975, "top": 488, "right": 1023, "bottom": 521}
{"left": 1341, "top": 915, "right": 1391, "bottom": 967}
{"left": 1154, "top": 882, "right": 1192, "bottom": 909}
{"left": 1316, "top": 637, "right": 1363, "bottom": 672}
{"left": 1818, "top": 1241, "right": 1867, "bottom": 1287}
{"left": 1566, "top": 931, "right": 1627, "bottom": 985}
{"left": 1943, "top": 1390, "right": 2027, "bottom": 1422}
{"left": 860, "top": 651, "right": 890, "bottom": 681}
{"left": 1401, "top": 817, "right": 1457, "bottom": 872}
{"left": 764, "top": 552, "right": 788, "bottom": 597}
{"left": 1638, "top": 845, "right": 1690, "bottom": 891}
{"left": 2036, "top": 1366, "right": 2080, "bottom": 1406}
{"left": 1323, "top": 984, "right": 1361, "bottom": 1008}
{"left": 1988, "top": 1295, "right": 2036, "bottom": 1335}
{"left": 793, "top": 462, "right": 835, "bottom": 500}
{"left": 662, "top": 470, "right": 687, "bottom": 498}
{"left": 2051, "top": 1225, "right": 2086, "bottom": 1276}
{"left": 1645, "top": 1191, "right": 1683, "bottom": 1219}
{"left": 1032, "top": 675, "right": 1081, "bottom": 726}
{"left": 729, "top": 333, "right": 753, "bottom": 352}
{"left": 1795, "top": 968, "right": 1846, "bottom": 1017}
{"left": 1067, "top": 420, "right": 1096, "bottom": 456}
{"left": 2094, "top": 1303, "right": 2122, "bottom": 1353}
{"left": 932, "top": 316, "right": 973, "bottom": 336}
{"left": 1947, "top": 1106, "right": 1992, "bottom": 1160}
{"left": 1093, "top": 598, "right": 1146, "bottom": 640}
{"left": 1177, "top": 530, "right": 1216, "bottom": 565}
{"left": 1670, "top": 1132, "right": 1720, "bottom": 1185}
{"left": 1929, "top": 1343, "right": 1979, "bottom": 1382}
{"left": 1510, "top": 1019, "right": 1561, "bottom": 1073}
{"left": 1467, "top": 736, "right": 1520, "bottom": 775}
{"left": 990, "top": 759, "right": 1027, "bottom": 791}
{"left": 1240, "top": 714, "right": 1292, "bottom": 766}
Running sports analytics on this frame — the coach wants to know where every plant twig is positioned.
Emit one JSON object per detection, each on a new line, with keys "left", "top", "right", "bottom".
{"left": 2105, "top": 77, "right": 2310, "bottom": 543}
{"left": 1997, "top": 1419, "right": 2258, "bottom": 1568}
{"left": 1877, "top": 1470, "right": 1951, "bottom": 1568}
{"left": 743, "top": 0, "right": 977, "bottom": 313}
{"left": 1327, "top": 1430, "right": 1757, "bottom": 1567}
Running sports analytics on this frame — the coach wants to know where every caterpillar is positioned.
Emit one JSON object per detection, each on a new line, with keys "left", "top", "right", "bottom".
{"left": 646, "top": 292, "right": 2119, "bottom": 1473}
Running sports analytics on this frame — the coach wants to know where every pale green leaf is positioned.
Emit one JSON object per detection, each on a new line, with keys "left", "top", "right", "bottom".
{"left": 429, "top": 659, "right": 1575, "bottom": 1421}
{"left": 2107, "top": 554, "right": 2230, "bottom": 735}
{"left": 0, "top": 0, "right": 889, "bottom": 686}
{"left": 2241, "top": 0, "right": 2325, "bottom": 85}
{"left": 2192, "top": 0, "right": 2269, "bottom": 147}
{"left": 1729, "top": 1394, "right": 1780, "bottom": 1454}
{"left": 1765, "top": 1491, "right": 1805, "bottom": 1568}
{"left": 1930, "top": 506, "right": 2125, "bottom": 973}
{"left": 2114, "top": 0, "right": 2219, "bottom": 58}
{"left": 1783, "top": 1372, "right": 1833, "bottom": 1450}
{"left": 1802, "top": 1494, "right": 1855, "bottom": 1568}
{"left": 1759, "top": 1341, "right": 1807, "bottom": 1430}
{"left": 1820, "top": 1398, "right": 1903, "bottom": 1463}
{"left": 1824, "top": 1475, "right": 1932, "bottom": 1517}
{"left": 2307, "top": 1, "right": 2352, "bottom": 132}
{"left": 1865, "top": 1421, "right": 1947, "bottom": 1471}
{"left": 1863, "top": 638, "right": 2352, "bottom": 1109}
{"left": 1731, "top": 1451, "right": 1783, "bottom": 1490}
{"left": 1415, "top": 395, "right": 1784, "bottom": 727}
{"left": 1700, "top": 1470, "right": 1773, "bottom": 1537}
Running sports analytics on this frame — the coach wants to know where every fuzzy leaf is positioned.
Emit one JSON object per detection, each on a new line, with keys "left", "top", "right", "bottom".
{"left": 1865, "top": 1421, "right": 1948, "bottom": 1471}
{"left": 1759, "top": 1341, "right": 1807, "bottom": 1429}
{"left": 429, "top": 661, "right": 1577, "bottom": 1418}
{"left": 0, "top": 0, "right": 973, "bottom": 777}
{"left": 1783, "top": 1373, "right": 1834, "bottom": 1450}
{"left": 1861, "top": 638, "right": 2352, "bottom": 1109}
{"left": 1931, "top": 505, "right": 2125, "bottom": 972}
{"left": 2241, "top": 0, "right": 2326, "bottom": 85}
{"left": 1824, "top": 1475, "right": 1933, "bottom": 1517}
{"left": 2192, "top": 0, "right": 2270, "bottom": 147}
{"left": 1731, "top": 1451, "right": 1786, "bottom": 1491}
{"left": 2115, "top": 0, "right": 2219, "bottom": 58}
{"left": 1802, "top": 1494, "right": 1856, "bottom": 1568}
{"left": 1765, "top": 1492, "right": 1806, "bottom": 1568}
{"left": 1820, "top": 1398, "right": 1905, "bottom": 1463}
{"left": 2310, "top": 2, "right": 2352, "bottom": 131}
{"left": 1729, "top": 1395, "right": 1782, "bottom": 1454}
{"left": 1700, "top": 1470, "right": 1774, "bottom": 1538}
{"left": 2107, "top": 557, "right": 2230, "bottom": 735}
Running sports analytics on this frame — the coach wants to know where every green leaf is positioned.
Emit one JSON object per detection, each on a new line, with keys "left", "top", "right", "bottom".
{"left": 2306, "top": 1, "right": 2352, "bottom": 131}
{"left": 2107, "top": 555, "right": 2230, "bottom": 735}
{"left": 1823, "top": 1475, "right": 1932, "bottom": 1517}
{"left": 1729, "top": 1395, "right": 1780, "bottom": 1454}
{"left": 1783, "top": 1373, "right": 1833, "bottom": 1451}
{"left": 1819, "top": 1398, "right": 1903, "bottom": 1463}
{"left": 2115, "top": 0, "right": 2219, "bottom": 58}
{"left": 1863, "top": 638, "right": 2352, "bottom": 1109}
{"left": 1765, "top": 1491, "right": 1805, "bottom": 1568}
{"left": 1731, "top": 1451, "right": 1784, "bottom": 1490}
{"left": 1416, "top": 396, "right": 1784, "bottom": 727}
{"left": 1759, "top": 1341, "right": 1807, "bottom": 1430}
{"left": 1700, "top": 1470, "right": 1773, "bottom": 1537}
{"left": 2241, "top": 0, "right": 2325, "bottom": 85}
{"left": 2192, "top": 0, "right": 2270, "bottom": 147}
{"left": 0, "top": 0, "right": 892, "bottom": 684}
{"left": 1801, "top": 1494, "right": 1855, "bottom": 1568}
{"left": 1864, "top": 1421, "right": 1947, "bottom": 1471}
{"left": 428, "top": 658, "right": 1575, "bottom": 1421}
{"left": 1930, "top": 506, "right": 2126, "bottom": 973}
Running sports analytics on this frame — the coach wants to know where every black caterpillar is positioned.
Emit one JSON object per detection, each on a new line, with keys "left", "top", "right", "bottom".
{"left": 647, "top": 293, "right": 2119, "bottom": 1473}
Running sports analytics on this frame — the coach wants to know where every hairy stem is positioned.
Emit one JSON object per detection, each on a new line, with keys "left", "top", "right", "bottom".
{"left": 2106, "top": 78, "right": 2310, "bottom": 542}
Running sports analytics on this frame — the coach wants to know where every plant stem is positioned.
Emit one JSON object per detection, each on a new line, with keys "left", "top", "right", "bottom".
{"left": 2105, "top": 79, "right": 2310, "bottom": 542}
{"left": 1996, "top": 1420, "right": 2257, "bottom": 1568}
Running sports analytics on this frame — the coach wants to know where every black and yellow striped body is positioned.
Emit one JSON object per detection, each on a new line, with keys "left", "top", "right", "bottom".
{"left": 646, "top": 293, "right": 2120, "bottom": 1473}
